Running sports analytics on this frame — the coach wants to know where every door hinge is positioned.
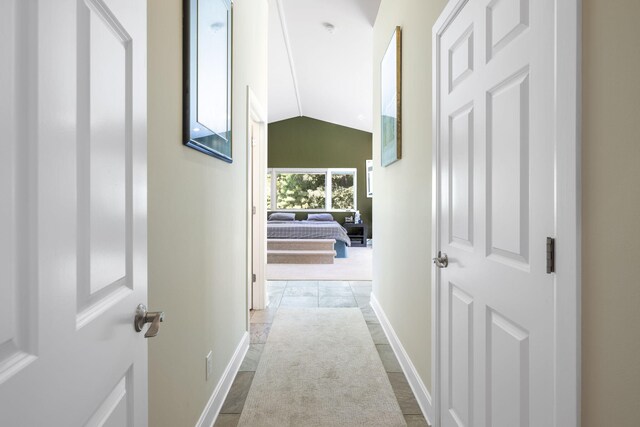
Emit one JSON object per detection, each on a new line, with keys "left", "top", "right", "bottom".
{"left": 252, "top": 206, "right": 256, "bottom": 215}
{"left": 252, "top": 273, "right": 256, "bottom": 283}
{"left": 546, "top": 237, "right": 555, "bottom": 274}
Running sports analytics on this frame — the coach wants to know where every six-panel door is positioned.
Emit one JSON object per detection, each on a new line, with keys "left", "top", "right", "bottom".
{"left": 0, "top": 0, "right": 148, "bottom": 425}
{"left": 437, "top": 0, "right": 556, "bottom": 426}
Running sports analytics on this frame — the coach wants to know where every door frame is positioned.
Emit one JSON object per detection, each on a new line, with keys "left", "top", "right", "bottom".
{"left": 246, "top": 86, "right": 268, "bottom": 322}
{"left": 430, "top": 1, "right": 581, "bottom": 426}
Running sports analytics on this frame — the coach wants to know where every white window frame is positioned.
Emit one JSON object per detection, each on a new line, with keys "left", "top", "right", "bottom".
{"left": 267, "top": 168, "right": 358, "bottom": 212}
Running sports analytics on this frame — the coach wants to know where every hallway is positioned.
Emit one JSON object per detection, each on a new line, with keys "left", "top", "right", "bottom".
{"left": 215, "top": 281, "right": 429, "bottom": 426}
{"left": 1, "top": 0, "right": 638, "bottom": 424}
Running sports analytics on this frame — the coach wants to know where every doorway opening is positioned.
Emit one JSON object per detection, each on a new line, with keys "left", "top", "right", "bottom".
{"left": 247, "top": 87, "right": 268, "bottom": 316}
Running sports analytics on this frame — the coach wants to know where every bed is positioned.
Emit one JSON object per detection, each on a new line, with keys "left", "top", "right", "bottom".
{"left": 267, "top": 220, "right": 351, "bottom": 258}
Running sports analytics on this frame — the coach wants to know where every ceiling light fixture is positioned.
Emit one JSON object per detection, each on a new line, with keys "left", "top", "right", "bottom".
{"left": 322, "top": 22, "right": 336, "bottom": 34}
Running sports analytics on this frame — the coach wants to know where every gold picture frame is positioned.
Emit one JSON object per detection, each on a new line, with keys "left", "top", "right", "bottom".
{"left": 381, "top": 26, "right": 402, "bottom": 167}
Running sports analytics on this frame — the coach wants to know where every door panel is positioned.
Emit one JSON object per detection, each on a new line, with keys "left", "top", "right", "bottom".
{"left": 85, "top": 0, "right": 130, "bottom": 295}
{"left": 437, "top": 0, "right": 555, "bottom": 426}
{"left": 77, "top": 0, "right": 134, "bottom": 324}
{"left": 86, "top": 373, "right": 131, "bottom": 427}
{"left": 486, "top": 0, "right": 529, "bottom": 60}
{"left": 449, "top": 104, "right": 474, "bottom": 249}
{"left": 448, "top": 283, "right": 474, "bottom": 427}
{"left": 449, "top": 26, "right": 474, "bottom": 92}
{"left": 486, "top": 310, "right": 529, "bottom": 427}
{"left": 0, "top": 0, "right": 38, "bottom": 387}
{"left": 0, "top": 98, "right": 36, "bottom": 384}
{"left": 0, "top": 0, "right": 148, "bottom": 425}
{"left": 486, "top": 69, "right": 529, "bottom": 265}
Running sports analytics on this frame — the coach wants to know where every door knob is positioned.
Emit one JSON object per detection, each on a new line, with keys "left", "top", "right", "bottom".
{"left": 433, "top": 251, "right": 449, "bottom": 268}
{"left": 134, "top": 304, "right": 164, "bottom": 338}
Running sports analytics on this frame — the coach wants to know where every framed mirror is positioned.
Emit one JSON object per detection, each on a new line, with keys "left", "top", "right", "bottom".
{"left": 381, "top": 26, "right": 401, "bottom": 167}
{"left": 184, "top": 0, "right": 233, "bottom": 162}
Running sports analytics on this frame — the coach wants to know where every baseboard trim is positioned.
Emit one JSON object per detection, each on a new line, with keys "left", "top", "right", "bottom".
{"left": 195, "top": 331, "right": 250, "bottom": 427}
{"left": 370, "top": 294, "right": 434, "bottom": 425}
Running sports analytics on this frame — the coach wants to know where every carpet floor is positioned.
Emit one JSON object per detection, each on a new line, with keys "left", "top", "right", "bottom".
{"left": 265, "top": 247, "right": 373, "bottom": 281}
{"left": 237, "top": 308, "right": 406, "bottom": 427}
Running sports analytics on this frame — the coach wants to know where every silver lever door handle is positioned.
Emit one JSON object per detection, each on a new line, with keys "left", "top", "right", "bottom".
{"left": 135, "top": 304, "right": 165, "bottom": 338}
{"left": 433, "top": 251, "right": 449, "bottom": 268}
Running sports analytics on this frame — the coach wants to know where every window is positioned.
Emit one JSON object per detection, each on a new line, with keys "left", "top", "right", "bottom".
{"left": 267, "top": 168, "right": 357, "bottom": 211}
{"left": 330, "top": 172, "right": 355, "bottom": 210}
{"left": 275, "top": 172, "right": 326, "bottom": 210}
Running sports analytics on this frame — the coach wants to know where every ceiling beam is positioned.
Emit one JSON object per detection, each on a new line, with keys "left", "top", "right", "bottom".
{"left": 275, "top": 0, "right": 303, "bottom": 117}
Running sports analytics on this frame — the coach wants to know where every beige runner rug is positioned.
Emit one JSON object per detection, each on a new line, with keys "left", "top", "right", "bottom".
{"left": 238, "top": 308, "right": 406, "bottom": 427}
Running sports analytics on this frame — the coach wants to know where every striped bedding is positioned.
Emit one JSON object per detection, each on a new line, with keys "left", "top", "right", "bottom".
{"left": 266, "top": 221, "right": 351, "bottom": 246}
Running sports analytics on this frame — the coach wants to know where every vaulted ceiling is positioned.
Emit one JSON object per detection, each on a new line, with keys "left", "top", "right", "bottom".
{"left": 268, "top": 0, "right": 382, "bottom": 133}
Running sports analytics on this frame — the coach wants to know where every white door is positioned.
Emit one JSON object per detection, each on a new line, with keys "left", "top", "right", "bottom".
{"left": 0, "top": 0, "right": 149, "bottom": 425}
{"left": 435, "top": 0, "right": 558, "bottom": 426}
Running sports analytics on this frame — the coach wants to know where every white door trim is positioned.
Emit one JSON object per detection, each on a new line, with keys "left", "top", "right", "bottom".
{"left": 246, "top": 86, "right": 268, "bottom": 318}
{"left": 430, "top": 1, "right": 581, "bottom": 426}
{"left": 553, "top": 2, "right": 582, "bottom": 425}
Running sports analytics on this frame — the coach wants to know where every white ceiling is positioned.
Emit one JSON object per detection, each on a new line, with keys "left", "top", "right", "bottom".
{"left": 268, "top": 0, "right": 381, "bottom": 132}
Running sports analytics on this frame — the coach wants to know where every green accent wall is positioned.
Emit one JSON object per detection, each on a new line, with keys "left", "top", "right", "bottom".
{"left": 268, "top": 116, "right": 373, "bottom": 236}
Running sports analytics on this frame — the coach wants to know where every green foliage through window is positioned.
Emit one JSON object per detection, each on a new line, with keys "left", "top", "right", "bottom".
{"left": 267, "top": 169, "right": 356, "bottom": 211}
{"left": 331, "top": 173, "right": 354, "bottom": 210}
{"left": 276, "top": 173, "right": 326, "bottom": 210}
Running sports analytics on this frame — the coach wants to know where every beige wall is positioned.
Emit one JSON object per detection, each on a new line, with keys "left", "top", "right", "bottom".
{"left": 582, "top": 1, "right": 640, "bottom": 425}
{"left": 372, "top": 0, "right": 447, "bottom": 392}
{"left": 147, "top": 0, "right": 268, "bottom": 425}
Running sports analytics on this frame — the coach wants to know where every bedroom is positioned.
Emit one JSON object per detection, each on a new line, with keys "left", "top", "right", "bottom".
{"left": 263, "top": 118, "right": 373, "bottom": 280}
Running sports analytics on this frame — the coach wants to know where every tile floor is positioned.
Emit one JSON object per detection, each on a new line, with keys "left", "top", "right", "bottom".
{"left": 215, "top": 281, "right": 430, "bottom": 427}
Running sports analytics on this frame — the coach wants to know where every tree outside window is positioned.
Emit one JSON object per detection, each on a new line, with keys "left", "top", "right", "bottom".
{"left": 267, "top": 168, "right": 356, "bottom": 211}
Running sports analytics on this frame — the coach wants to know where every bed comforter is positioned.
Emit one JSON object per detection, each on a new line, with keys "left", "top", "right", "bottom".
{"left": 266, "top": 220, "right": 351, "bottom": 246}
